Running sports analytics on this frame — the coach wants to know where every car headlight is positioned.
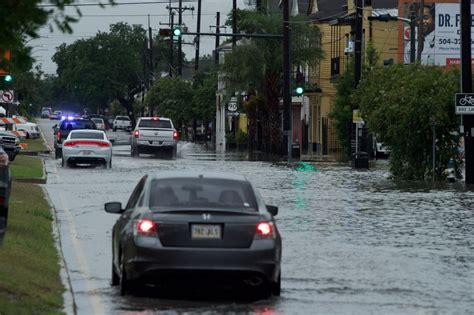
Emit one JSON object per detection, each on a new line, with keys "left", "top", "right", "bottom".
{"left": 15, "top": 139, "right": 20, "bottom": 145}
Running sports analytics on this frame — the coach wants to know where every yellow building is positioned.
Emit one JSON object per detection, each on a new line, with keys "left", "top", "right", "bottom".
{"left": 306, "top": 0, "right": 399, "bottom": 160}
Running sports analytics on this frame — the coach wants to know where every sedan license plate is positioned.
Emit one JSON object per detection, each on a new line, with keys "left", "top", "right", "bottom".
{"left": 191, "top": 224, "right": 221, "bottom": 239}
{"left": 79, "top": 150, "right": 93, "bottom": 155}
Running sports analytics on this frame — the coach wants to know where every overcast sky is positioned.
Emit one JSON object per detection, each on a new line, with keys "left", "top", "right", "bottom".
{"left": 31, "top": 0, "right": 253, "bottom": 75}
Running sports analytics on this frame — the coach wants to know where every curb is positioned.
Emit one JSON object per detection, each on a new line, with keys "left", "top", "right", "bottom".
{"left": 12, "top": 159, "right": 47, "bottom": 184}
{"left": 18, "top": 150, "right": 51, "bottom": 156}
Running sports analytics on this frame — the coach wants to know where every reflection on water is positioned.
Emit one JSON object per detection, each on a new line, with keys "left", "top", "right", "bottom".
{"left": 46, "top": 141, "right": 474, "bottom": 314}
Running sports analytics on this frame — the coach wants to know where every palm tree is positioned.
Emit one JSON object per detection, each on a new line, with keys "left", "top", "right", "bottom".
{"left": 222, "top": 10, "right": 321, "bottom": 154}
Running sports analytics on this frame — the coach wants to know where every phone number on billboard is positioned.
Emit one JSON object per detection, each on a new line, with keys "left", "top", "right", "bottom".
{"left": 439, "top": 38, "right": 462, "bottom": 45}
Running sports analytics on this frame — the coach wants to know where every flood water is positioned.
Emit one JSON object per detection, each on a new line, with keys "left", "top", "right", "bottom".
{"left": 38, "top": 119, "right": 474, "bottom": 314}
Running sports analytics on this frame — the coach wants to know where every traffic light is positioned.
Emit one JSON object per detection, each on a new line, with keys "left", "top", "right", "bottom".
{"left": 172, "top": 26, "right": 182, "bottom": 37}
{"left": 295, "top": 72, "right": 304, "bottom": 95}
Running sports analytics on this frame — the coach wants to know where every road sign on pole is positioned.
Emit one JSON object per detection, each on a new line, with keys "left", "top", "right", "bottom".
{"left": 455, "top": 93, "right": 474, "bottom": 114}
{"left": 0, "top": 90, "right": 14, "bottom": 103}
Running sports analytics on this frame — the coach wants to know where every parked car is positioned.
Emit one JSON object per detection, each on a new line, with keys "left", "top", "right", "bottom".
{"left": 91, "top": 117, "right": 106, "bottom": 130}
{"left": 113, "top": 116, "right": 131, "bottom": 132}
{"left": 16, "top": 122, "right": 40, "bottom": 139}
{"left": 130, "top": 117, "right": 179, "bottom": 159}
{"left": 0, "top": 131, "right": 21, "bottom": 162}
{"left": 62, "top": 129, "right": 112, "bottom": 168}
{"left": 53, "top": 118, "right": 97, "bottom": 159}
{"left": 105, "top": 171, "right": 281, "bottom": 297}
{"left": 0, "top": 147, "right": 11, "bottom": 229}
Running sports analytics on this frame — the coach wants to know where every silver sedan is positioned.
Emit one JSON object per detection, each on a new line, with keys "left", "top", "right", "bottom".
{"left": 62, "top": 129, "right": 112, "bottom": 168}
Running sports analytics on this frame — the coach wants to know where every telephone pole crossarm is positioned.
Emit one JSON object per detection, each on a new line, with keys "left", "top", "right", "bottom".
{"left": 181, "top": 32, "right": 283, "bottom": 39}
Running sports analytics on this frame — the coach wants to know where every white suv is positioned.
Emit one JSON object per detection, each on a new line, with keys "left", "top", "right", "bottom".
{"left": 113, "top": 116, "right": 131, "bottom": 132}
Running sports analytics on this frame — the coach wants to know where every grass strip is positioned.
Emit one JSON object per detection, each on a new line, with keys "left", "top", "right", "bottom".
{"left": 22, "top": 138, "right": 48, "bottom": 153}
{"left": 10, "top": 156, "right": 43, "bottom": 179}
{"left": 0, "top": 183, "right": 64, "bottom": 314}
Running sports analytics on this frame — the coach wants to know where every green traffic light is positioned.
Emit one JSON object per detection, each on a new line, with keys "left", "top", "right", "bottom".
{"left": 295, "top": 86, "right": 304, "bottom": 95}
{"left": 173, "top": 28, "right": 182, "bottom": 37}
{"left": 4, "top": 74, "right": 13, "bottom": 82}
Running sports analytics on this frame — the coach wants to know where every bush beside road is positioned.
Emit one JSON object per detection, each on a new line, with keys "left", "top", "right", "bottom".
{"left": 0, "top": 183, "right": 65, "bottom": 314}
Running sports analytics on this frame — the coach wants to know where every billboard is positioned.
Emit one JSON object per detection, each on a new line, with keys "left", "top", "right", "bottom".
{"left": 400, "top": 1, "right": 474, "bottom": 66}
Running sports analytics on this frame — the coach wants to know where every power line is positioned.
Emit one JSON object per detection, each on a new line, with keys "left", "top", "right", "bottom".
{"left": 38, "top": 0, "right": 198, "bottom": 7}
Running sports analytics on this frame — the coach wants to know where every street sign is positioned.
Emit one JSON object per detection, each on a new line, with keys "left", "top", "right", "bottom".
{"left": 455, "top": 93, "right": 474, "bottom": 114}
{"left": 0, "top": 90, "right": 14, "bottom": 103}
{"left": 226, "top": 97, "right": 239, "bottom": 116}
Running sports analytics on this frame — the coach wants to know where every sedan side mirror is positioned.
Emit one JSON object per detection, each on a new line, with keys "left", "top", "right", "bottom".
{"left": 266, "top": 205, "right": 278, "bottom": 216}
{"left": 105, "top": 202, "right": 123, "bottom": 214}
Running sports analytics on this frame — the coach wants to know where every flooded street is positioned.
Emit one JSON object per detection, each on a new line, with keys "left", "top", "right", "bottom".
{"left": 38, "top": 119, "right": 474, "bottom": 314}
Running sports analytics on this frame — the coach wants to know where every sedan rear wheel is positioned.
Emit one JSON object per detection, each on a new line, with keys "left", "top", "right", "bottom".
{"left": 61, "top": 157, "right": 66, "bottom": 168}
{"left": 271, "top": 273, "right": 281, "bottom": 296}
{"left": 119, "top": 256, "right": 128, "bottom": 295}
{"left": 111, "top": 260, "right": 119, "bottom": 286}
{"left": 108, "top": 157, "right": 112, "bottom": 168}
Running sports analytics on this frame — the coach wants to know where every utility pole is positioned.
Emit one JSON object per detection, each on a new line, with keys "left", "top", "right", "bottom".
{"left": 214, "top": 12, "right": 220, "bottom": 65}
{"left": 354, "top": 0, "right": 363, "bottom": 86}
{"left": 461, "top": 0, "right": 474, "bottom": 184}
{"left": 148, "top": 14, "right": 154, "bottom": 86}
{"left": 282, "top": 0, "right": 291, "bottom": 158}
{"left": 232, "top": 0, "right": 237, "bottom": 48}
{"left": 194, "top": 0, "right": 202, "bottom": 71}
{"left": 178, "top": 0, "right": 183, "bottom": 76}
{"left": 416, "top": 0, "right": 425, "bottom": 62}
{"left": 410, "top": 8, "right": 416, "bottom": 63}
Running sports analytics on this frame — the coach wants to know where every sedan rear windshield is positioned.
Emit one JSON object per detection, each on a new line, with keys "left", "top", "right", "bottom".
{"left": 116, "top": 116, "right": 130, "bottom": 121}
{"left": 149, "top": 178, "right": 257, "bottom": 211}
{"left": 139, "top": 120, "right": 172, "bottom": 129}
{"left": 70, "top": 132, "right": 104, "bottom": 139}
{"left": 60, "top": 120, "right": 96, "bottom": 130}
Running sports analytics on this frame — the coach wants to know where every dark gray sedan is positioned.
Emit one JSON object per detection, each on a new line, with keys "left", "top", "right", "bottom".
{"left": 105, "top": 171, "right": 281, "bottom": 297}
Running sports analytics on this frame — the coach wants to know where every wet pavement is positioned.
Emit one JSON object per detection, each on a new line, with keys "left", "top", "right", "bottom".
{"left": 37, "top": 119, "right": 474, "bottom": 314}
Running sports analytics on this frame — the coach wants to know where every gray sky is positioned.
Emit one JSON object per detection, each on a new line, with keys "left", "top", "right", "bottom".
{"left": 30, "top": 0, "right": 252, "bottom": 74}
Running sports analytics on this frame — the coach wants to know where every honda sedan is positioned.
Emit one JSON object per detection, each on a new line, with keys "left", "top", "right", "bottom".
{"left": 105, "top": 171, "right": 281, "bottom": 297}
{"left": 62, "top": 129, "right": 112, "bottom": 168}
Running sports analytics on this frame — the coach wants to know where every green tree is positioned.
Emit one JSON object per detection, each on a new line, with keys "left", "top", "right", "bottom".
{"left": 52, "top": 23, "right": 147, "bottom": 124}
{"left": 145, "top": 77, "right": 194, "bottom": 134}
{"left": 222, "top": 10, "right": 322, "bottom": 154}
{"left": 0, "top": 1, "right": 113, "bottom": 66}
{"left": 353, "top": 64, "right": 460, "bottom": 180}
{"left": 192, "top": 70, "right": 217, "bottom": 139}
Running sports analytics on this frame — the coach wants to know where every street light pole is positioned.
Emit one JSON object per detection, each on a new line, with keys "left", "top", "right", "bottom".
{"left": 282, "top": 0, "right": 291, "bottom": 158}
{"left": 461, "top": 0, "right": 474, "bottom": 184}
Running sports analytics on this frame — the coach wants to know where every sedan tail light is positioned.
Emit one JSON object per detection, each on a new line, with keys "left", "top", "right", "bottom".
{"left": 63, "top": 140, "right": 111, "bottom": 147}
{"left": 133, "top": 219, "right": 157, "bottom": 237}
{"left": 57, "top": 131, "right": 61, "bottom": 143}
{"left": 134, "top": 130, "right": 140, "bottom": 138}
{"left": 255, "top": 222, "right": 275, "bottom": 239}
{"left": 173, "top": 131, "right": 179, "bottom": 141}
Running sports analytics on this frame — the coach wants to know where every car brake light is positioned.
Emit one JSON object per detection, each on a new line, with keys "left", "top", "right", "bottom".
{"left": 134, "top": 130, "right": 140, "bottom": 138}
{"left": 173, "top": 131, "right": 179, "bottom": 141}
{"left": 63, "top": 140, "right": 110, "bottom": 147}
{"left": 152, "top": 117, "right": 160, "bottom": 121}
{"left": 0, "top": 153, "right": 9, "bottom": 166}
{"left": 256, "top": 222, "right": 274, "bottom": 238}
{"left": 57, "top": 131, "right": 61, "bottom": 142}
{"left": 133, "top": 219, "right": 157, "bottom": 236}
